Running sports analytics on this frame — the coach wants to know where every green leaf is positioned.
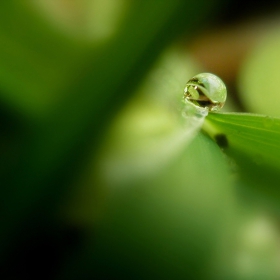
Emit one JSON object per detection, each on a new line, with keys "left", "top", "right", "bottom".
{"left": 58, "top": 132, "right": 234, "bottom": 279}
{"left": 239, "top": 30, "right": 280, "bottom": 118}
{"left": 0, "top": 2, "right": 85, "bottom": 118}
{"left": 0, "top": 0, "right": 222, "bottom": 262}
{"left": 205, "top": 112, "right": 280, "bottom": 202}
{"left": 56, "top": 46, "right": 235, "bottom": 279}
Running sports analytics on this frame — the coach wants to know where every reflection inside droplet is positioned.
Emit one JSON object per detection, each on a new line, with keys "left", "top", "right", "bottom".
{"left": 183, "top": 73, "right": 227, "bottom": 112}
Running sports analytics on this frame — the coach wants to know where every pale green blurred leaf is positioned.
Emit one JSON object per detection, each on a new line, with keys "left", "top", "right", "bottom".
{"left": 58, "top": 45, "right": 235, "bottom": 279}
{"left": 60, "top": 132, "right": 235, "bottom": 279}
{"left": 0, "top": 2, "right": 87, "bottom": 118}
{"left": 61, "top": 45, "right": 201, "bottom": 224}
{"left": 0, "top": 0, "right": 222, "bottom": 262}
{"left": 239, "top": 29, "right": 280, "bottom": 117}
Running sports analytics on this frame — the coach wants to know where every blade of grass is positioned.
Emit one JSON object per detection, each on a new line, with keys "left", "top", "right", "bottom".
{"left": 205, "top": 112, "right": 280, "bottom": 203}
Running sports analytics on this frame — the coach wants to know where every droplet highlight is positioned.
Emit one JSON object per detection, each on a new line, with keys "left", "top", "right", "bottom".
{"left": 183, "top": 73, "right": 227, "bottom": 112}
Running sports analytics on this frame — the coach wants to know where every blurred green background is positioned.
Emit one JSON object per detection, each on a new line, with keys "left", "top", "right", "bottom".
{"left": 2, "top": 0, "right": 280, "bottom": 279}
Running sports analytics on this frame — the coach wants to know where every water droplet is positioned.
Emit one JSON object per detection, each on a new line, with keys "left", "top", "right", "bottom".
{"left": 181, "top": 101, "right": 208, "bottom": 119}
{"left": 183, "top": 73, "right": 227, "bottom": 112}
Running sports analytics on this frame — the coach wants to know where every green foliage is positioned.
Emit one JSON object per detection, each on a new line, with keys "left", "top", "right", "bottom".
{"left": 206, "top": 113, "right": 280, "bottom": 206}
{"left": 81, "top": 133, "right": 234, "bottom": 280}
{"left": 1, "top": 1, "right": 280, "bottom": 279}
{"left": 239, "top": 30, "right": 280, "bottom": 118}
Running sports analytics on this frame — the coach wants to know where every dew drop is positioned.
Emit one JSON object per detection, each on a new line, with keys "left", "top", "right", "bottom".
{"left": 183, "top": 73, "right": 227, "bottom": 112}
